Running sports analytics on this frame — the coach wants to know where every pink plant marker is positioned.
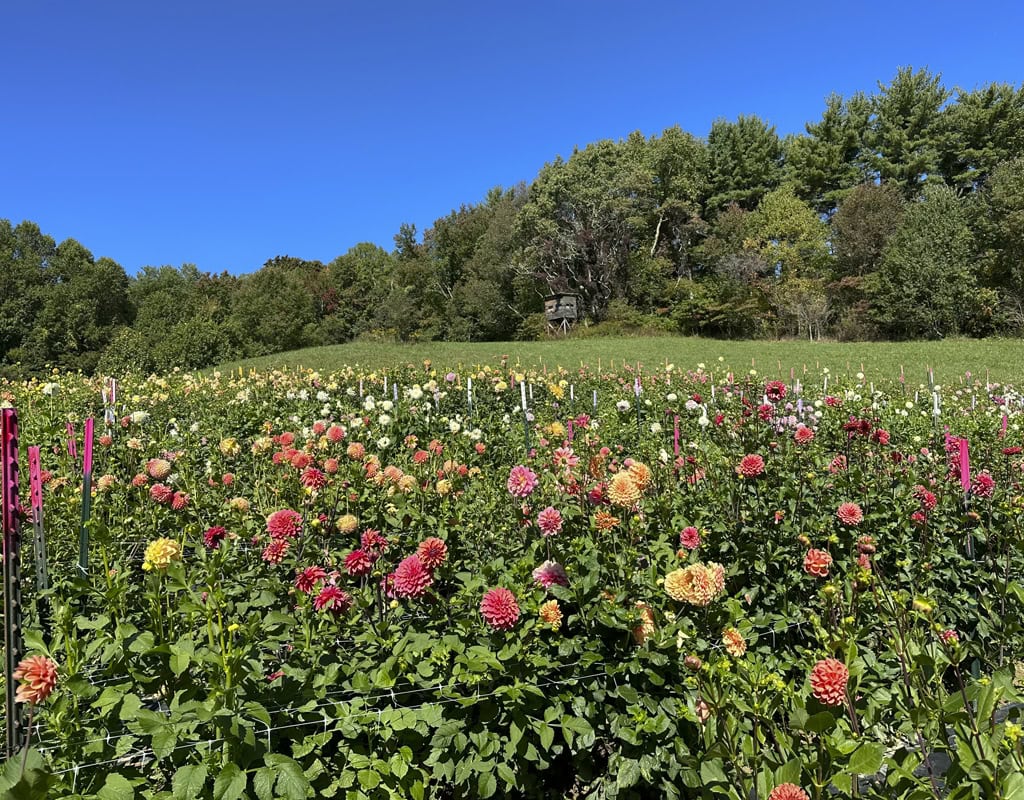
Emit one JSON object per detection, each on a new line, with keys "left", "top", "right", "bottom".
{"left": 28, "top": 446, "right": 42, "bottom": 516}
{"left": 959, "top": 438, "right": 970, "bottom": 495}
{"left": 673, "top": 415, "right": 680, "bottom": 456}
{"left": 83, "top": 418, "right": 94, "bottom": 476}
{"left": 1000, "top": 414, "right": 1008, "bottom": 439}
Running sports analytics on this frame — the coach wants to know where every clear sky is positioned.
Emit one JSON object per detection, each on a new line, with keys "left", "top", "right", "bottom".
{"left": 3, "top": 1, "right": 1022, "bottom": 276}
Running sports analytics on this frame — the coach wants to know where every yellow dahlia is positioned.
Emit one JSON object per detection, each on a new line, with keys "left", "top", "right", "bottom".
{"left": 143, "top": 538, "right": 182, "bottom": 572}
{"left": 336, "top": 513, "right": 358, "bottom": 534}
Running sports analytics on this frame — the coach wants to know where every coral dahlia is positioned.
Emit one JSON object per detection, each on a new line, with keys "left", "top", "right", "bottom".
{"left": 803, "top": 549, "right": 833, "bottom": 578}
{"left": 722, "top": 627, "right": 746, "bottom": 657}
{"left": 481, "top": 588, "right": 520, "bottom": 631}
{"left": 664, "top": 563, "right": 725, "bottom": 606}
{"left": 416, "top": 537, "right": 448, "bottom": 569}
{"left": 12, "top": 655, "right": 58, "bottom": 704}
{"left": 344, "top": 548, "right": 374, "bottom": 577}
{"left": 736, "top": 454, "right": 765, "bottom": 478}
{"left": 768, "top": 784, "right": 809, "bottom": 800}
{"left": 267, "top": 509, "right": 302, "bottom": 539}
{"left": 314, "top": 585, "right": 353, "bottom": 615}
{"left": 810, "top": 658, "right": 849, "bottom": 706}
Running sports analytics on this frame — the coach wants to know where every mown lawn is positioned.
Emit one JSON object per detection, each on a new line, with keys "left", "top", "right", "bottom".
{"left": 217, "top": 336, "right": 1024, "bottom": 384}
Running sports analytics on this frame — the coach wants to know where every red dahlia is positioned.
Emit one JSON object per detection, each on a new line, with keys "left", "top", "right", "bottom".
{"left": 203, "top": 526, "right": 227, "bottom": 549}
{"left": 480, "top": 588, "right": 520, "bottom": 631}
{"left": 295, "top": 565, "right": 328, "bottom": 594}
{"left": 314, "top": 585, "right": 353, "bottom": 614}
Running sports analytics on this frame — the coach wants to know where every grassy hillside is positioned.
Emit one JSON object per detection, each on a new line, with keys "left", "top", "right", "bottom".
{"left": 217, "top": 336, "right": 1024, "bottom": 384}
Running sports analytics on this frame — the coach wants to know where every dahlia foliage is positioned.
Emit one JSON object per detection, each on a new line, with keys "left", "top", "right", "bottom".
{"left": 1, "top": 364, "right": 1021, "bottom": 798}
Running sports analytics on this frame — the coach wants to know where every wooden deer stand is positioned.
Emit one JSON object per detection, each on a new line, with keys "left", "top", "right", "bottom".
{"left": 544, "top": 293, "right": 579, "bottom": 336}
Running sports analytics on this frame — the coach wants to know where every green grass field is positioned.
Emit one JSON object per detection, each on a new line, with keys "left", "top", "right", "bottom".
{"left": 217, "top": 336, "right": 1024, "bottom": 385}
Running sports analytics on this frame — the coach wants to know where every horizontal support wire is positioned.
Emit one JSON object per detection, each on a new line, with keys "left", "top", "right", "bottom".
{"left": 36, "top": 618, "right": 808, "bottom": 766}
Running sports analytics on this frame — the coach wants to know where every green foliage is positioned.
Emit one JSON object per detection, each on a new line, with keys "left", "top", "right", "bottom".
{"left": 706, "top": 115, "right": 783, "bottom": 211}
{"left": 868, "top": 185, "right": 976, "bottom": 338}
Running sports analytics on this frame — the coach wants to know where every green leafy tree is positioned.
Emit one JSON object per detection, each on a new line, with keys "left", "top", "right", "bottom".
{"left": 745, "top": 185, "right": 831, "bottom": 280}
{"left": 867, "top": 185, "right": 975, "bottom": 338}
{"left": 706, "top": 115, "right": 783, "bottom": 211}
{"left": 785, "top": 92, "right": 873, "bottom": 215}
{"left": 868, "top": 67, "right": 950, "bottom": 197}
{"left": 974, "top": 158, "right": 1024, "bottom": 326}
{"left": 324, "top": 243, "right": 395, "bottom": 341}
{"left": 936, "top": 83, "right": 1024, "bottom": 192}
{"left": 229, "top": 257, "right": 324, "bottom": 355}
{"left": 0, "top": 220, "right": 55, "bottom": 366}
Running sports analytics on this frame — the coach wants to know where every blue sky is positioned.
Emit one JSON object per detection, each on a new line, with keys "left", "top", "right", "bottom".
{"left": 3, "top": 1, "right": 1022, "bottom": 276}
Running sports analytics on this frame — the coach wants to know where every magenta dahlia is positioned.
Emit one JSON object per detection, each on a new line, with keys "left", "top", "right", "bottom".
{"left": 480, "top": 587, "right": 520, "bottom": 631}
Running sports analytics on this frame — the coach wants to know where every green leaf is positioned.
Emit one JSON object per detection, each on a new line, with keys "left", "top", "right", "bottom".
{"left": 172, "top": 765, "right": 208, "bottom": 799}
{"left": 848, "top": 741, "right": 885, "bottom": 776}
{"left": 97, "top": 773, "right": 136, "bottom": 800}
{"left": 253, "top": 766, "right": 275, "bottom": 800}
{"left": 538, "top": 722, "right": 554, "bottom": 750}
{"left": 1003, "top": 771, "right": 1024, "bottom": 800}
{"left": 213, "top": 763, "right": 247, "bottom": 800}
{"left": 616, "top": 759, "right": 640, "bottom": 788}
{"left": 477, "top": 771, "right": 497, "bottom": 798}
{"left": 266, "top": 754, "right": 310, "bottom": 800}
{"left": 700, "top": 759, "right": 728, "bottom": 784}
{"left": 357, "top": 769, "right": 381, "bottom": 790}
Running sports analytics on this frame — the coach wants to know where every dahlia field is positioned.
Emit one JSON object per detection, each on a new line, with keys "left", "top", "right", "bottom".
{"left": 1, "top": 362, "right": 1023, "bottom": 799}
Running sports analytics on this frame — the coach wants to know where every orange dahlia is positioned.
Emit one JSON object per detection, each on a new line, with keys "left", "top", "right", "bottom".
{"left": 416, "top": 537, "right": 448, "bottom": 569}
{"left": 632, "top": 602, "right": 656, "bottom": 644}
{"left": 810, "top": 658, "right": 849, "bottom": 706}
{"left": 594, "top": 510, "right": 620, "bottom": 531}
{"left": 12, "top": 655, "right": 58, "bottom": 704}
{"left": 607, "top": 471, "right": 641, "bottom": 508}
{"left": 722, "top": 627, "right": 746, "bottom": 657}
{"left": 627, "top": 461, "right": 652, "bottom": 491}
{"left": 539, "top": 599, "right": 563, "bottom": 631}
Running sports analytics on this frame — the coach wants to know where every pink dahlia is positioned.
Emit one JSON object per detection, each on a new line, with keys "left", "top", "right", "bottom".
{"left": 971, "top": 471, "right": 995, "bottom": 498}
{"left": 507, "top": 465, "right": 538, "bottom": 497}
{"left": 537, "top": 506, "right": 563, "bottom": 537}
{"left": 344, "top": 549, "right": 374, "bottom": 577}
{"left": 765, "top": 380, "right": 787, "bottom": 403}
{"left": 480, "top": 588, "right": 520, "bottom": 631}
{"left": 392, "top": 555, "right": 433, "bottom": 598}
{"left": 267, "top": 509, "right": 302, "bottom": 539}
{"left": 314, "top": 585, "right": 353, "bottom": 615}
{"left": 171, "top": 491, "right": 190, "bottom": 511}
{"left": 150, "top": 483, "right": 173, "bottom": 505}
{"left": 416, "top": 537, "right": 448, "bottom": 569}
{"left": 836, "top": 502, "right": 863, "bottom": 526}
{"left": 679, "top": 526, "right": 701, "bottom": 550}
{"left": 810, "top": 658, "right": 849, "bottom": 706}
{"left": 532, "top": 560, "right": 569, "bottom": 589}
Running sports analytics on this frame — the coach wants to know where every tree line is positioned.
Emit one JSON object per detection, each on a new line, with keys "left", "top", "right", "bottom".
{"left": 3, "top": 67, "right": 1024, "bottom": 375}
